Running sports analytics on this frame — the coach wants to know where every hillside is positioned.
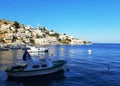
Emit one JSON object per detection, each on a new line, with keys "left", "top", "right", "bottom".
{"left": 0, "top": 19, "right": 92, "bottom": 45}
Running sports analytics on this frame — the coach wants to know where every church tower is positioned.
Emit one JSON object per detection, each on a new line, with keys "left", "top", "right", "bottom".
{"left": 37, "top": 24, "right": 41, "bottom": 30}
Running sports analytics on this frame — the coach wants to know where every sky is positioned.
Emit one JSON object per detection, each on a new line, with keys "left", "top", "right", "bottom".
{"left": 0, "top": 0, "right": 120, "bottom": 43}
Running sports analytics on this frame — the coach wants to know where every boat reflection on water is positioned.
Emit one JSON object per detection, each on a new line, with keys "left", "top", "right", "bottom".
{"left": 7, "top": 70, "right": 66, "bottom": 86}
{"left": 29, "top": 52, "right": 49, "bottom": 59}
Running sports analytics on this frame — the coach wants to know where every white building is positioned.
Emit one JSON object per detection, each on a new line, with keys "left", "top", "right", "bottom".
{"left": 59, "top": 34, "right": 68, "bottom": 40}
{"left": 35, "top": 38, "right": 49, "bottom": 45}
{"left": 0, "top": 24, "right": 11, "bottom": 32}
{"left": 5, "top": 33, "right": 13, "bottom": 40}
{"left": 46, "top": 36, "right": 58, "bottom": 45}
{"left": 70, "top": 39, "right": 84, "bottom": 45}
{"left": 36, "top": 29, "right": 43, "bottom": 36}
{"left": 26, "top": 25, "right": 33, "bottom": 30}
{"left": 49, "top": 31, "right": 56, "bottom": 35}
{"left": 25, "top": 30, "right": 32, "bottom": 37}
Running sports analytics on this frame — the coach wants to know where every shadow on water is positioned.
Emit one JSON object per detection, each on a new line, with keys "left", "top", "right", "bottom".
{"left": 6, "top": 70, "right": 66, "bottom": 86}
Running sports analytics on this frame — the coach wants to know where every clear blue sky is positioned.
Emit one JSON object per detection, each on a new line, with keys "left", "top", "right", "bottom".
{"left": 0, "top": 0, "right": 120, "bottom": 43}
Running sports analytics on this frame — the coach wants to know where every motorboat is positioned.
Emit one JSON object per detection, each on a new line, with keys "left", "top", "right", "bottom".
{"left": 27, "top": 46, "right": 48, "bottom": 53}
{"left": 5, "top": 50, "right": 66, "bottom": 77}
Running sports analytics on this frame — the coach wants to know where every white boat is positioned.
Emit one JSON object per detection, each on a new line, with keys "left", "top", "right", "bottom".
{"left": 5, "top": 50, "right": 66, "bottom": 77}
{"left": 27, "top": 46, "right": 48, "bottom": 53}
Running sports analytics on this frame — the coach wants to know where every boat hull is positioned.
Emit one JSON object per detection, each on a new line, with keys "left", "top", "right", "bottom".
{"left": 6, "top": 60, "right": 66, "bottom": 77}
{"left": 27, "top": 49, "right": 48, "bottom": 53}
{"left": 27, "top": 46, "right": 48, "bottom": 53}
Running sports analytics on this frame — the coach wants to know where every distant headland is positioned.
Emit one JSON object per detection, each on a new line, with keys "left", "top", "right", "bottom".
{"left": 0, "top": 19, "right": 92, "bottom": 46}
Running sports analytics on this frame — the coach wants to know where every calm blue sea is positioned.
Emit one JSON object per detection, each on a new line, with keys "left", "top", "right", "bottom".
{"left": 0, "top": 43, "right": 120, "bottom": 86}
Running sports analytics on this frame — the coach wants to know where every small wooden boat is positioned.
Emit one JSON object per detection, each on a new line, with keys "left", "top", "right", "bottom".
{"left": 5, "top": 50, "right": 66, "bottom": 77}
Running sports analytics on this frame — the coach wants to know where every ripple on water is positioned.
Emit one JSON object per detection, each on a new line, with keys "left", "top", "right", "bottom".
{"left": 0, "top": 71, "right": 7, "bottom": 86}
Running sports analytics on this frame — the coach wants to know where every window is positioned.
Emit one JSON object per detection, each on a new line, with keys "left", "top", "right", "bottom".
{"left": 41, "top": 64, "right": 47, "bottom": 67}
{"left": 32, "top": 65, "right": 39, "bottom": 68}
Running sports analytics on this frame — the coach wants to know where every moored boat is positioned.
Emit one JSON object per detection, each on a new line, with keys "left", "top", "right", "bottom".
{"left": 27, "top": 46, "right": 48, "bottom": 53}
{"left": 5, "top": 50, "right": 66, "bottom": 77}
{"left": 0, "top": 48, "right": 9, "bottom": 51}
{"left": 10, "top": 45, "right": 21, "bottom": 50}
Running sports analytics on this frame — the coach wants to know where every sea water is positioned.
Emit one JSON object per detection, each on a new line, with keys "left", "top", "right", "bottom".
{"left": 0, "top": 43, "right": 120, "bottom": 86}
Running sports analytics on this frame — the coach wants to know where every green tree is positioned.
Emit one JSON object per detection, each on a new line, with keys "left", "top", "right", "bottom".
{"left": 12, "top": 36, "right": 17, "bottom": 42}
{"left": 57, "top": 38, "right": 61, "bottom": 42}
{"left": 63, "top": 33, "right": 66, "bottom": 35}
{"left": 83, "top": 41, "right": 87, "bottom": 44}
{"left": 30, "top": 39, "right": 34, "bottom": 44}
{"left": 51, "top": 30, "right": 54, "bottom": 32}
{"left": 13, "top": 21, "right": 20, "bottom": 28}
{"left": 59, "top": 39, "right": 70, "bottom": 44}
{"left": 0, "top": 39, "right": 5, "bottom": 43}
{"left": 49, "top": 33, "right": 59, "bottom": 38}
{"left": 3, "top": 22, "right": 8, "bottom": 24}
